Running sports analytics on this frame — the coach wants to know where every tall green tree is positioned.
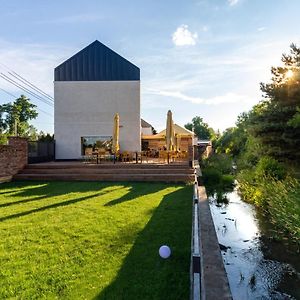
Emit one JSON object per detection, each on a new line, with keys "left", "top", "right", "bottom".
{"left": 215, "top": 112, "right": 249, "bottom": 156}
{"left": 185, "top": 116, "right": 213, "bottom": 140}
{"left": 0, "top": 95, "right": 38, "bottom": 137}
{"left": 248, "top": 44, "right": 300, "bottom": 162}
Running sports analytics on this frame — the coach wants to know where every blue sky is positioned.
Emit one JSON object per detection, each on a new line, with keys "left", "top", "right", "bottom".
{"left": 0, "top": 0, "right": 299, "bottom": 133}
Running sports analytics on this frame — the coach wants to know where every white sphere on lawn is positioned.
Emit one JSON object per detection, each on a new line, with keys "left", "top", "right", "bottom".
{"left": 159, "top": 245, "right": 171, "bottom": 259}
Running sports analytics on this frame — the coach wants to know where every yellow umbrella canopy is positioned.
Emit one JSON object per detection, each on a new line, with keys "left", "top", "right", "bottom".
{"left": 166, "top": 110, "right": 175, "bottom": 151}
{"left": 112, "top": 113, "right": 120, "bottom": 154}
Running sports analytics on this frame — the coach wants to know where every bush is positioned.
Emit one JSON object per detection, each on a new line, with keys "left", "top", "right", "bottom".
{"left": 221, "top": 174, "right": 235, "bottom": 191}
{"left": 202, "top": 153, "right": 233, "bottom": 174}
{"left": 0, "top": 133, "right": 8, "bottom": 145}
{"left": 201, "top": 153, "right": 235, "bottom": 199}
{"left": 202, "top": 168, "right": 222, "bottom": 188}
{"left": 202, "top": 168, "right": 235, "bottom": 197}
{"left": 255, "top": 156, "right": 286, "bottom": 180}
{"left": 237, "top": 169, "right": 266, "bottom": 205}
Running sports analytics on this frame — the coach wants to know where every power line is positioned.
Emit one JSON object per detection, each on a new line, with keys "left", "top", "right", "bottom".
{"left": 0, "top": 73, "right": 54, "bottom": 107}
{"left": 0, "top": 62, "right": 54, "bottom": 101}
{"left": 0, "top": 63, "right": 54, "bottom": 118}
{"left": 0, "top": 87, "right": 17, "bottom": 98}
{"left": 0, "top": 86, "right": 53, "bottom": 117}
{"left": 8, "top": 71, "right": 54, "bottom": 102}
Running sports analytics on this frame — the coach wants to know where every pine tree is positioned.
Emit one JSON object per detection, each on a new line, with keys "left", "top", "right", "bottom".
{"left": 249, "top": 44, "right": 300, "bottom": 162}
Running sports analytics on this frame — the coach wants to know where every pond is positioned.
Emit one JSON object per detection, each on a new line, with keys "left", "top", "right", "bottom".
{"left": 209, "top": 189, "right": 300, "bottom": 300}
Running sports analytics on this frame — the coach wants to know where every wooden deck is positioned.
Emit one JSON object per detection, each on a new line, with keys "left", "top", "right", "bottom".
{"left": 14, "top": 161, "right": 195, "bottom": 183}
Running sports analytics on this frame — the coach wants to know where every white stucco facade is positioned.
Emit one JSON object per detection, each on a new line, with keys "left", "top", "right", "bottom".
{"left": 54, "top": 81, "right": 141, "bottom": 159}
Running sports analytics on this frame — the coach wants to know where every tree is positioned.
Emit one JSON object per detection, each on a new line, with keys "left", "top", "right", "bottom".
{"left": 38, "top": 131, "right": 54, "bottom": 142}
{"left": 248, "top": 44, "right": 300, "bottom": 162}
{"left": 185, "top": 116, "right": 213, "bottom": 140}
{"left": 0, "top": 105, "right": 7, "bottom": 134}
{"left": 0, "top": 95, "right": 38, "bottom": 137}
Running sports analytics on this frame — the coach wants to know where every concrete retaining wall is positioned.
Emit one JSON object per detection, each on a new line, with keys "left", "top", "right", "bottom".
{"left": 198, "top": 185, "right": 232, "bottom": 300}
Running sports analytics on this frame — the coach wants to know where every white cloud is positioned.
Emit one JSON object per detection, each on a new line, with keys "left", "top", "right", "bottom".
{"left": 228, "top": 0, "right": 239, "bottom": 6}
{"left": 146, "top": 89, "right": 254, "bottom": 105}
{"left": 202, "top": 26, "right": 209, "bottom": 32}
{"left": 257, "top": 27, "right": 266, "bottom": 32}
{"left": 172, "top": 25, "right": 198, "bottom": 46}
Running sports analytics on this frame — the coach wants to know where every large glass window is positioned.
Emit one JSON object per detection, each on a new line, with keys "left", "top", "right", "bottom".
{"left": 81, "top": 136, "right": 112, "bottom": 155}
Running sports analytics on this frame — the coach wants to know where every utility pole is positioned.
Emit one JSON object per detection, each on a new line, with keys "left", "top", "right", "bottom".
{"left": 14, "top": 118, "right": 17, "bottom": 136}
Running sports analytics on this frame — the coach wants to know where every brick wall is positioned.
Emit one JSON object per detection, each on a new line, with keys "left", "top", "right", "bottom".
{"left": 0, "top": 137, "right": 28, "bottom": 181}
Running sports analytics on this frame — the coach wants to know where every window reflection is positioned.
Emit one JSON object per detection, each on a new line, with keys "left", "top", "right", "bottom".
{"left": 81, "top": 136, "right": 112, "bottom": 155}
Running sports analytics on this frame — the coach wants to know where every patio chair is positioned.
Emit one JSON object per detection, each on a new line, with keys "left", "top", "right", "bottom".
{"left": 121, "top": 151, "right": 129, "bottom": 162}
{"left": 82, "top": 148, "right": 95, "bottom": 163}
{"left": 141, "top": 151, "right": 149, "bottom": 163}
{"left": 159, "top": 151, "right": 168, "bottom": 163}
{"left": 170, "top": 151, "right": 178, "bottom": 162}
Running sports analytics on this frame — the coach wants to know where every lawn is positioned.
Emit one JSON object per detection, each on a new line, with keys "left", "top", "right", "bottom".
{"left": 0, "top": 181, "right": 192, "bottom": 299}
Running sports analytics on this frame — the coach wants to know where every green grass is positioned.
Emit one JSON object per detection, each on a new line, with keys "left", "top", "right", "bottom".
{"left": 0, "top": 181, "right": 192, "bottom": 299}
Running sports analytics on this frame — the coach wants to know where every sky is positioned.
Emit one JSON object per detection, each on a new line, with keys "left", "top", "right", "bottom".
{"left": 0, "top": 0, "right": 299, "bottom": 133}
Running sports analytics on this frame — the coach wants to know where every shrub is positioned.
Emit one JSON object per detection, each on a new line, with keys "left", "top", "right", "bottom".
{"left": 202, "top": 153, "right": 233, "bottom": 174}
{"left": 237, "top": 169, "right": 266, "bottom": 205}
{"left": 202, "top": 168, "right": 222, "bottom": 188}
{"left": 221, "top": 174, "right": 235, "bottom": 191}
{"left": 0, "top": 133, "right": 8, "bottom": 145}
{"left": 255, "top": 156, "right": 286, "bottom": 180}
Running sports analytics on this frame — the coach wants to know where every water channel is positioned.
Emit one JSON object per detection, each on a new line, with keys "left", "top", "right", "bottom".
{"left": 209, "top": 188, "right": 300, "bottom": 299}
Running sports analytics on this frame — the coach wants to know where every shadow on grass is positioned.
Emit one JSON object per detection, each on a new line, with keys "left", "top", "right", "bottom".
{"left": 0, "top": 182, "right": 168, "bottom": 223}
{"left": 0, "top": 190, "right": 22, "bottom": 195}
{"left": 95, "top": 185, "right": 192, "bottom": 300}
{"left": 0, "top": 181, "right": 126, "bottom": 222}
{"left": 0, "top": 181, "right": 125, "bottom": 208}
{"left": 0, "top": 190, "right": 110, "bottom": 222}
{"left": 0, "top": 196, "right": 49, "bottom": 208}
{"left": 104, "top": 183, "right": 167, "bottom": 206}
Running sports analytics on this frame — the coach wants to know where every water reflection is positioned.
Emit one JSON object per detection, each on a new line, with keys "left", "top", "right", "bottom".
{"left": 209, "top": 190, "right": 300, "bottom": 300}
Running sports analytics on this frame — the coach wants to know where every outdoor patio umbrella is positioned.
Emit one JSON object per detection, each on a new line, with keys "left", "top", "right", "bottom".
{"left": 175, "top": 133, "right": 181, "bottom": 151}
{"left": 112, "top": 113, "right": 120, "bottom": 154}
{"left": 166, "top": 110, "right": 175, "bottom": 151}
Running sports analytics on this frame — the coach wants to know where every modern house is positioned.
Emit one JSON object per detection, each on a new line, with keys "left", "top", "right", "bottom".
{"left": 141, "top": 119, "right": 153, "bottom": 136}
{"left": 141, "top": 124, "right": 194, "bottom": 151}
{"left": 54, "top": 40, "right": 141, "bottom": 159}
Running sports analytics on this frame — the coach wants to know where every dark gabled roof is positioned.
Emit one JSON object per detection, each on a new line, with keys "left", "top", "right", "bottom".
{"left": 54, "top": 40, "right": 140, "bottom": 81}
{"left": 141, "top": 118, "right": 152, "bottom": 128}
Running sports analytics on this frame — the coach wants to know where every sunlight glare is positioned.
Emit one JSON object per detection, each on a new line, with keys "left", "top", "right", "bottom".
{"left": 285, "top": 69, "right": 293, "bottom": 79}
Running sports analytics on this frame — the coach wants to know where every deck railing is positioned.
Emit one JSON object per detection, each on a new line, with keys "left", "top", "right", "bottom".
{"left": 191, "top": 169, "right": 201, "bottom": 300}
{"left": 82, "top": 150, "right": 190, "bottom": 164}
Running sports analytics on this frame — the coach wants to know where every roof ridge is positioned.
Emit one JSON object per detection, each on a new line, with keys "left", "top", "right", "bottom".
{"left": 54, "top": 40, "right": 140, "bottom": 81}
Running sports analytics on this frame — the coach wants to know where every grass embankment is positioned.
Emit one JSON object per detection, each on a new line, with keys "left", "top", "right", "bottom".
{"left": 0, "top": 181, "right": 192, "bottom": 299}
